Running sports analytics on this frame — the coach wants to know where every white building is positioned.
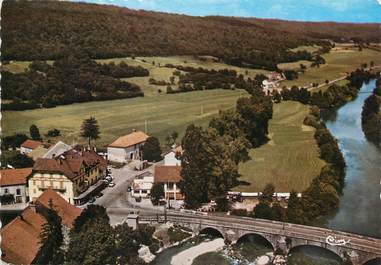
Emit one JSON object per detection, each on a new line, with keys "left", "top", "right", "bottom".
{"left": 107, "top": 131, "right": 149, "bottom": 163}
{"left": 131, "top": 171, "right": 154, "bottom": 198}
{"left": 164, "top": 145, "right": 182, "bottom": 166}
{"left": 20, "top": 139, "right": 45, "bottom": 155}
{"left": 0, "top": 168, "right": 32, "bottom": 204}
{"left": 154, "top": 165, "right": 183, "bottom": 201}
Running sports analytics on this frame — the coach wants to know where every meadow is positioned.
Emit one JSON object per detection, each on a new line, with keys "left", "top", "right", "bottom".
{"left": 280, "top": 47, "right": 381, "bottom": 88}
{"left": 2, "top": 89, "right": 245, "bottom": 147}
{"left": 236, "top": 101, "right": 325, "bottom": 192}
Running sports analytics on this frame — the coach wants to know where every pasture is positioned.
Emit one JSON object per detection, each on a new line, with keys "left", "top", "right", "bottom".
{"left": 236, "top": 101, "right": 325, "bottom": 192}
{"left": 2, "top": 89, "right": 245, "bottom": 147}
{"left": 281, "top": 48, "right": 381, "bottom": 88}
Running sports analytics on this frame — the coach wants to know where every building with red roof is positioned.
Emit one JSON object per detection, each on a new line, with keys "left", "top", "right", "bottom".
{"left": 28, "top": 147, "right": 107, "bottom": 205}
{"left": 1, "top": 189, "right": 81, "bottom": 265}
{"left": 0, "top": 168, "right": 32, "bottom": 204}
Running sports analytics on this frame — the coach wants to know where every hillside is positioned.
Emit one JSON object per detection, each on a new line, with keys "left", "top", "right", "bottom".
{"left": 2, "top": 1, "right": 379, "bottom": 69}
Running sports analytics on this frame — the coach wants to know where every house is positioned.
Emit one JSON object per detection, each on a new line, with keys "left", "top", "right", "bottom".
{"left": 262, "top": 72, "right": 285, "bottom": 94}
{"left": 28, "top": 148, "right": 107, "bottom": 205}
{"left": 1, "top": 189, "right": 81, "bottom": 265}
{"left": 154, "top": 165, "right": 183, "bottom": 201}
{"left": 27, "top": 141, "right": 72, "bottom": 161}
{"left": 0, "top": 168, "right": 32, "bottom": 204}
{"left": 20, "top": 140, "right": 45, "bottom": 155}
{"left": 131, "top": 171, "right": 154, "bottom": 198}
{"left": 107, "top": 131, "right": 149, "bottom": 163}
{"left": 164, "top": 145, "right": 182, "bottom": 166}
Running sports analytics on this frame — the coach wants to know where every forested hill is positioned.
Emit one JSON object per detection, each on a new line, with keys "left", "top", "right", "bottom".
{"left": 2, "top": 1, "right": 380, "bottom": 69}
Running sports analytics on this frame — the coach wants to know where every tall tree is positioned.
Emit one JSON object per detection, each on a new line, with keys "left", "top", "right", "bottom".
{"left": 33, "top": 201, "right": 64, "bottom": 265}
{"left": 150, "top": 183, "right": 164, "bottom": 205}
{"left": 142, "top": 136, "right": 162, "bottom": 162}
{"left": 80, "top": 117, "right": 100, "bottom": 146}
{"left": 30, "top": 124, "right": 42, "bottom": 140}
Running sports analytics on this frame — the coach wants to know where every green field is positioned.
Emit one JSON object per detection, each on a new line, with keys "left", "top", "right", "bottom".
{"left": 236, "top": 101, "right": 325, "bottom": 192}
{"left": 2, "top": 89, "right": 246, "bottom": 147}
{"left": 281, "top": 48, "right": 381, "bottom": 88}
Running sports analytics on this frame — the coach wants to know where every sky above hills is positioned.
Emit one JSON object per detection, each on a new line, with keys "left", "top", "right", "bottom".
{"left": 76, "top": 0, "right": 381, "bottom": 23}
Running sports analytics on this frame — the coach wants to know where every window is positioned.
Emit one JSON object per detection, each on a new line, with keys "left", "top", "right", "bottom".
{"left": 16, "top": 189, "right": 21, "bottom": 195}
{"left": 4, "top": 188, "right": 9, "bottom": 194}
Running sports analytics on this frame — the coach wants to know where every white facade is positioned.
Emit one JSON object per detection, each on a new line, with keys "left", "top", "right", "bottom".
{"left": 20, "top": 146, "right": 33, "bottom": 155}
{"left": 164, "top": 151, "right": 181, "bottom": 166}
{"left": 107, "top": 143, "right": 144, "bottom": 163}
{"left": 0, "top": 184, "right": 27, "bottom": 203}
{"left": 163, "top": 182, "right": 182, "bottom": 201}
{"left": 28, "top": 173, "right": 74, "bottom": 204}
{"left": 131, "top": 172, "right": 154, "bottom": 198}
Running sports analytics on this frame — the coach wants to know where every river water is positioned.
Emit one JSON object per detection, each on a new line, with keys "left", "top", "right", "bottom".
{"left": 322, "top": 79, "right": 381, "bottom": 238}
{"left": 151, "top": 79, "right": 381, "bottom": 264}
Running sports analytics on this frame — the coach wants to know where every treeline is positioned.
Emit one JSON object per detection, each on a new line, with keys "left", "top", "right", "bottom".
{"left": 249, "top": 106, "right": 346, "bottom": 225}
{"left": 1, "top": 54, "right": 147, "bottom": 110}
{"left": 1, "top": 0, "right": 361, "bottom": 70}
{"left": 34, "top": 204, "right": 159, "bottom": 265}
{"left": 361, "top": 77, "right": 381, "bottom": 144}
{"left": 179, "top": 86, "right": 273, "bottom": 210}
{"left": 165, "top": 65, "right": 264, "bottom": 94}
{"left": 274, "top": 69, "right": 377, "bottom": 108}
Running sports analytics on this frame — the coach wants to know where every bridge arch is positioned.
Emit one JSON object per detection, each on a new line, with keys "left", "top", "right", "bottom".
{"left": 236, "top": 233, "right": 275, "bottom": 250}
{"left": 199, "top": 227, "right": 225, "bottom": 239}
{"left": 288, "top": 245, "right": 343, "bottom": 263}
{"left": 363, "top": 257, "right": 381, "bottom": 265}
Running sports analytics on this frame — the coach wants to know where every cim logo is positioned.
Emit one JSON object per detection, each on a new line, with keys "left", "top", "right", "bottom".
{"left": 326, "top": 235, "right": 351, "bottom": 246}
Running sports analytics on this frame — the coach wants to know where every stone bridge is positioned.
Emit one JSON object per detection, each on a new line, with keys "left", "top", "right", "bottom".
{"left": 139, "top": 213, "right": 381, "bottom": 265}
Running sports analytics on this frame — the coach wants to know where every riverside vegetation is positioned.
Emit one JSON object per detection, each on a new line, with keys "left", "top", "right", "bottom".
{"left": 361, "top": 77, "right": 381, "bottom": 145}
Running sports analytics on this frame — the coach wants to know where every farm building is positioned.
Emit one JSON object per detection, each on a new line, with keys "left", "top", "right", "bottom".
{"left": 107, "top": 131, "right": 149, "bottom": 163}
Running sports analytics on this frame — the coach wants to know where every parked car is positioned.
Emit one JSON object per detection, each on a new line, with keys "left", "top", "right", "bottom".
{"left": 96, "top": 192, "right": 104, "bottom": 198}
{"left": 108, "top": 182, "right": 116, "bottom": 187}
{"left": 105, "top": 176, "right": 113, "bottom": 181}
{"left": 127, "top": 186, "right": 132, "bottom": 192}
{"left": 88, "top": 197, "right": 96, "bottom": 203}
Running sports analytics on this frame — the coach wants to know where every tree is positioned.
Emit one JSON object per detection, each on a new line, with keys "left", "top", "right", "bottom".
{"left": 68, "top": 205, "right": 116, "bottom": 265}
{"left": 30, "top": 124, "right": 42, "bottom": 140}
{"left": 259, "top": 183, "right": 275, "bottom": 205}
{"left": 33, "top": 201, "right": 64, "bottom": 265}
{"left": 7, "top": 153, "right": 34, "bottom": 168}
{"left": 142, "top": 136, "right": 162, "bottom": 162}
{"left": 46, "top": 128, "right": 61, "bottom": 137}
{"left": 150, "top": 183, "right": 164, "bottom": 205}
{"left": 80, "top": 117, "right": 100, "bottom": 146}
{"left": 114, "top": 223, "right": 141, "bottom": 264}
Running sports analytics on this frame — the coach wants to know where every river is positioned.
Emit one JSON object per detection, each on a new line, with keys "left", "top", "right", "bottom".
{"left": 151, "top": 79, "right": 381, "bottom": 264}
{"left": 322, "top": 79, "right": 381, "bottom": 238}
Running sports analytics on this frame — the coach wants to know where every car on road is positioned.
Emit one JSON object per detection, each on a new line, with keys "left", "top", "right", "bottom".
{"left": 96, "top": 192, "right": 104, "bottom": 198}
{"left": 88, "top": 197, "right": 96, "bottom": 203}
{"left": 105, "top": 176, "right": 113, "bottom": 181}
{"left": 108, "top": 182, "right": 116, "bottom": 187}
{"left": 127, "top": 186, "right": 132, "bottom": 192}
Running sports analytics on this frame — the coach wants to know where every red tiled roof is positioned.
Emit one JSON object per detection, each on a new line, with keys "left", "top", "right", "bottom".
{"left": 36, "top": 188, "right": 81, "bottom": 228}
{"left": 32, "top": 149, "right": 106, "bottom": 180}
{"left": 0, "top": 168, "right": 32, "bottom": 186}
{"left": 154, "top": 165, "right": 182, "bottom": 183}
{"left": 21, "top": 139, "right": 43, "bottom": 150}
{"left": 1, "top": 207, "right": 45, "bottom": 265}
{"left": 108, "top": 131, "right": 149, "bottom": 148}
{"left": 1, "top": 189, "right": 82, "bottom": 265}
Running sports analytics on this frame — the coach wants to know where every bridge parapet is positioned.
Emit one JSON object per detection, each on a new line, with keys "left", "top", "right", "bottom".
{"left": 139, "top": 213, "right": 381, "bottom": 265}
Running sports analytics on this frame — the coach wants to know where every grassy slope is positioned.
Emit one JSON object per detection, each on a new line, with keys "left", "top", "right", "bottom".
{"left": 280, "top": 48, "right": 381, "bottom": 87}
{"left": 236, "top": 101, "right": 325, "bottom": 192}
{"left": 2, "top": 89, "right": 245, "bottom": 147}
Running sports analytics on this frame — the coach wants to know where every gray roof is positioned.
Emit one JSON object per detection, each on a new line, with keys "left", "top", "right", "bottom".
{"left": 42, "top": 141, "right": 72, "bottom": 159}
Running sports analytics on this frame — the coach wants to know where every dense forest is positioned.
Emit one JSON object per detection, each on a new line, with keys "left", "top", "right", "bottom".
{"left": 361, "top": 77, "right": 381, "bottom": 144}
{"left": 1, "top": 54, "right": 147, "bottom": 110}
{"left": 2, "top": 1, "right": 379, "bottom": 69}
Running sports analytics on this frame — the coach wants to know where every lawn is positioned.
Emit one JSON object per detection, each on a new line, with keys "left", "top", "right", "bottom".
{"left": 236, "top": 101, "right": 325, "bottom": 192}
{"left": 281, "top": 48, "right": 381, "bottom": 88}
{"left": 2, "top": 89, "right": 245, "bottom": 147}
